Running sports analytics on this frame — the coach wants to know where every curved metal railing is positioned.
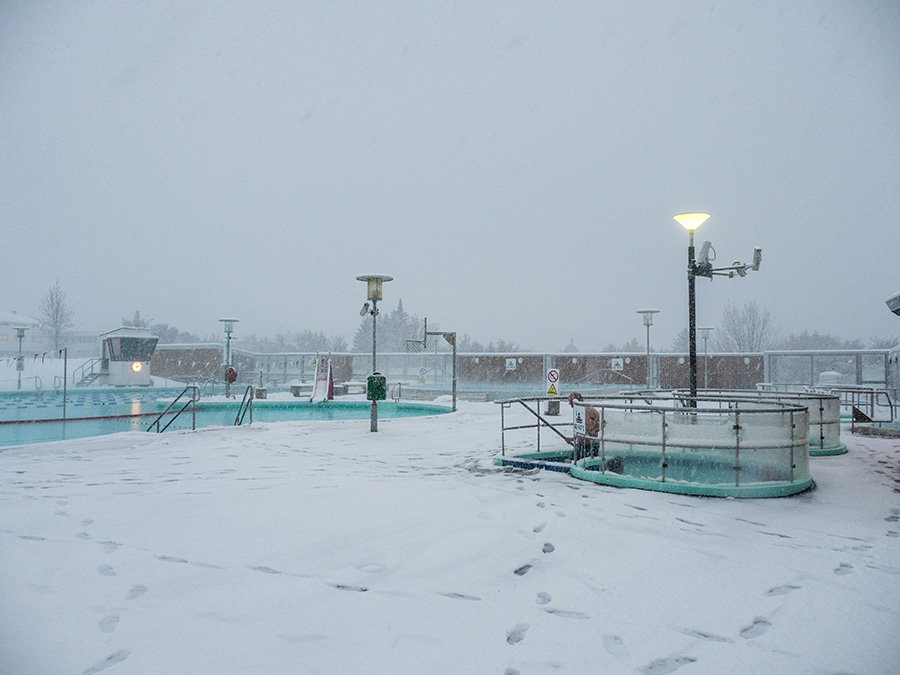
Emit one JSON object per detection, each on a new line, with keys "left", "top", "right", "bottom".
{"left": 147, "top": 385, "right": 199, "bottom": 433}
{"left": 235, "top": 386, "right": 254, "bottom": 426}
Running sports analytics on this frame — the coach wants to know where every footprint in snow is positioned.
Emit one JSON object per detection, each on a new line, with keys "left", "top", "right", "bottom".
{"left": 98, "top": 614, "right": 119, "bottom": 633}
{"left": 544, "top": 608, "right": 590, "bottom": 619}
{"left": 533, "top": 522, "right": 547, "bottom": 533}
{"left": 250, "top": 566, "right": 281, "bottom": 575}
{"left": 542, "top": 542, "right": 555, "bottom": 553}
{"left": 506, "top": 624, "right": 529, "bottom": 645}
{"left": 83, "top": 648, "right": 131, "bottom": 674}
{"left": 439, "top": 592, "right": 481, "bottom": 601}
{"left": 740, "top": 617, "right": 772, "bottom": 639}
{"left": 683, "top": 629, "right": 732, "bottom": 643}
{"left": 513, "top": 564, "right": 532, "bottom": 576}
{"left": 834, "top": 562, "right": 854, "bottom": 576}
{"left": 126, "top": 584, "right": 147, "bottom": 600}
{"left": 604, "top": 634, "right": 629, "bottom": 655}
{"left": 331, "top": 583, "right": 367, "bottom": 592}
{"left": 97, "top": 565, "right": 116, "bottom": 577}
{"left": 640, "top": 656, "right": 698, "bottom": 674}
{"left": 766, "top": 584, "right": 800, "bottom": 596}
{"left": 536, "top": 592, "right": 551, "bottom": 605}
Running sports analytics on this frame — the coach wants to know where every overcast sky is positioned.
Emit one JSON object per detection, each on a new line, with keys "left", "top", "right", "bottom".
{"left": 1, "top": 1, "right": 898, "bottom": 351}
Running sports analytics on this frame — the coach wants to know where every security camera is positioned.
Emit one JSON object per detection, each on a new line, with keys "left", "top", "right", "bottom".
{"left": 887, "top": 292, "right": 900, "bottom": 316}
{"left": 733, "top": 261, "right": 747, "bottom": 277}
{"left": 752, "top": 247, "right": 762, "bottom": 270}
{"left": 697, "top": 240, "right": 713, "bottom": 265}
{"left": 360, "top": 302, "right": 370, "bottom": 316}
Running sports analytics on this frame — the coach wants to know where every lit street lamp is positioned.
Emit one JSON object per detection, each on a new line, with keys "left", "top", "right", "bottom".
{"left": 674, "top": 212, "right": 710, "bottom": 404}
{"left": 698, "top": 326, "right": 715, "bottom": 388}
{"left": 674, "top": 212, "right": 762, "bottom": 404}
{"left": 636, "top": 309, "right": 660, "bottom": 388}
{"left": 357, "top": 274, "right": 393, "bottom": 432}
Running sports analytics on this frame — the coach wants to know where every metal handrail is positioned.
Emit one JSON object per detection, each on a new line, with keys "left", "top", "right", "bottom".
{"left": 820, "top": 386, "right": 895, "bottom": 424}
{"left": 495, "top": 396, "right": 573, "bottom": 456}
{"left": 390, "top": 382, "right": 402, "bottom": 402}
{"left": 72, "top": 358, "right": 102, "bottom": 385}
{"left": 147, "top": 385, "right": 199, "bottom": 433}
{"left": 235, "top": 386, "right": 254, "bottom": 426}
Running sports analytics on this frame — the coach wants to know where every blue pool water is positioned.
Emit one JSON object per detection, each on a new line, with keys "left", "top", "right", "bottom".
{"left": 0, "top": 389, "right": 451, "bottom": 447}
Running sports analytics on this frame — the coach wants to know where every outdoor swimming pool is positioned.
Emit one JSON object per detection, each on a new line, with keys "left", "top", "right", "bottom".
{"left": 0, "top": 389, "right": 452, "bottom": 447}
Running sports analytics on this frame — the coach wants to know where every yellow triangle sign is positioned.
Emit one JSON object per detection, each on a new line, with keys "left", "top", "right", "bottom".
{"left": 547, "top": 383, "right": 558, "bottom": 396}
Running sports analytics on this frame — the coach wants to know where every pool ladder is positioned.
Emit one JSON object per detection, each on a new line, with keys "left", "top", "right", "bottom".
{"left": 147, "top": 385, "right": 199, "bottom": 433}
{"left": 235, "top": 386, "right": 253, "bottom": 425}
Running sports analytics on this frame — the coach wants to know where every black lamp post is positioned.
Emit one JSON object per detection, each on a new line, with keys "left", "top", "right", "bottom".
{"left": 674, "top": 213, "right": 710, "bottom": 405}
{"left": 674, "top": 212, "right": 762, "bottom": 404}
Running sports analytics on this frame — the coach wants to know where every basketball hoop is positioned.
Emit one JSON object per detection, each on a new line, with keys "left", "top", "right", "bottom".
{"left": 405, "top": 339, "right": 424, "bottom": 353}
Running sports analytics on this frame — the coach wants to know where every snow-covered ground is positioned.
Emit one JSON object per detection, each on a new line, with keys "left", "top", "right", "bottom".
{"left": 1, "top": 401, "right": 898, "bottom": 674}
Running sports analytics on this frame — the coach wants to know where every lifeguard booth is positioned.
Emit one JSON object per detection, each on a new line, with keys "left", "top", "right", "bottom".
{"left": 99, "top": 327, "right": 159, "bottom": 386}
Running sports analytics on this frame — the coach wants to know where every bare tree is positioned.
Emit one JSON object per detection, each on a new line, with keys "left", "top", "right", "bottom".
{"left": 716, "top": 301, "right": 779, "bottom": 352}
{"left": 38, "top": 279, "right": 75, "bottom": 351}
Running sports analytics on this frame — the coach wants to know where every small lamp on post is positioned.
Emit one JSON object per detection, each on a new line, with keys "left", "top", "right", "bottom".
{"left": 357, "top": 274, "right": 393, "bottom": 432}
{"left": 698, "top": 326, "right": 715, "bottom": 389}
{"left": 15, "top": 327, "right": 27, "bottom": 390}
{"left": 219, "top": 318, "right": 239, "bottom": 398}
{"left": 636, "top": 309, "right": 660, "bottom": 388}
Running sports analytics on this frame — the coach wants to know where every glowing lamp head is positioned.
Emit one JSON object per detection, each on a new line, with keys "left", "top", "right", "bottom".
{"left": 131, "top": 361, "right": 143, "bottom": 373}
{"left": 673, "top": 212, "right": 711, "bottom": 231}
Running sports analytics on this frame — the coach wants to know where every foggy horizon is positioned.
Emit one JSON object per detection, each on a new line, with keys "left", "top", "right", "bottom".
{"left": 2, "top": 2, "right": 898, "bottom": 352}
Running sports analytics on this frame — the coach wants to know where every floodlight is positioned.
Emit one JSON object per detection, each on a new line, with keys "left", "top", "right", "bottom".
{"left": 360, "top": 302, "right": 370, "bottom": 317}
{"left": 887, "top": 292, "right": 900, "bottom": 316}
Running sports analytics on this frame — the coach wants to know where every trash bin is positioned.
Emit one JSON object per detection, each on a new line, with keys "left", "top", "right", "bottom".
{"left": 546, "top": 399, "right": 560, "bottom": 416}
{"left": 366, "top": 373, "right": 387, "bottom": 401}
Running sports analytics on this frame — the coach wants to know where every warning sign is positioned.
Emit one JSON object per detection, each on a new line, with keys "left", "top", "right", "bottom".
{"left": 573, "top": 406, "right": 585, "bottom": 434}
{"left": 546, "top": 369, "right": 560, "bottom": 397}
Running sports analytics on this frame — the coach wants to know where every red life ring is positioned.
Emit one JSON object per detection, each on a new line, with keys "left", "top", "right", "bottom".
{"left": 224, "top": 366, "right": 237, "bottom": 383}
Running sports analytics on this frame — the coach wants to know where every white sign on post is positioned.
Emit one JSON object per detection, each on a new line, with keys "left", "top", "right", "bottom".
{"left": 546, "top": 368, "right": 559, "bottom": 397}
{"left": 573, "top": 405, "right": 585, "bottom": 435}
{"left": 505, "top": 358, "right": 517, "bottom": 371}
{"left": 611, "top": 357, "right": 624, "bottom": 372}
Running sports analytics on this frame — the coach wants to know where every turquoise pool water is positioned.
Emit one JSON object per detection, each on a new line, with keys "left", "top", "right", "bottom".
{"left": 0, "top": 389, "right": 451, "bottom": 447}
